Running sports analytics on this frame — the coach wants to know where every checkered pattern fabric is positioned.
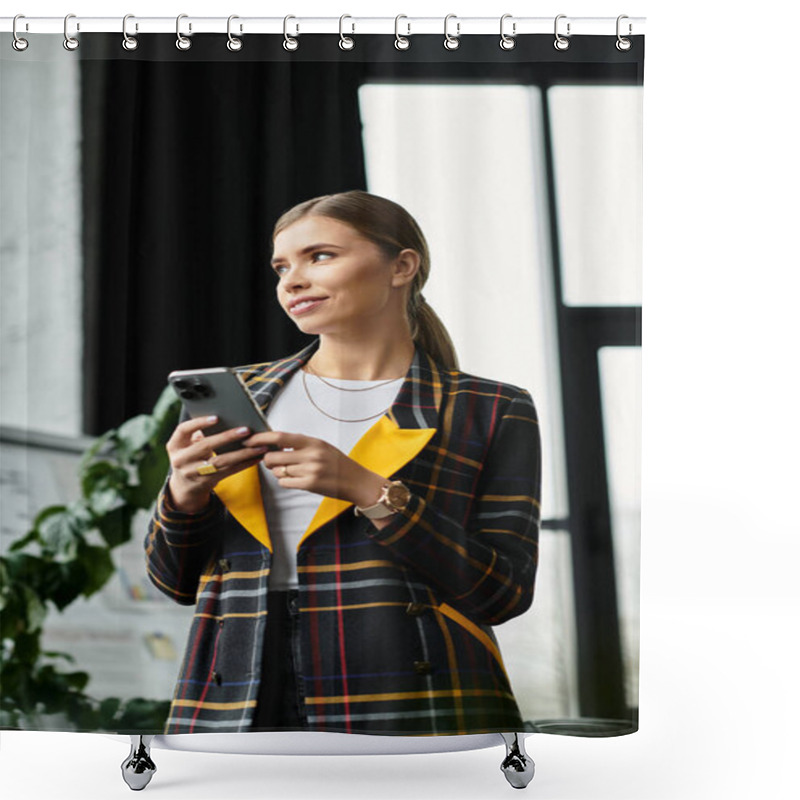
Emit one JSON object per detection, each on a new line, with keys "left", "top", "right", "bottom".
{"left": 145, "top": 340, "right": 541, "bottom": 735}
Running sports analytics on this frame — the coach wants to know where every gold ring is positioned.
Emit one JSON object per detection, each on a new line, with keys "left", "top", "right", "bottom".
{"left": 198, "top": 461, "right": 219, "bottom": 476}
{"left": 279, "top": 465, "right": 290, "bottom": 478}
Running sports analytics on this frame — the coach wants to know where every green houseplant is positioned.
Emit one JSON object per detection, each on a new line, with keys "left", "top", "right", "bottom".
{"left": 0, "top": 387, "right": 181, "bottom": 732}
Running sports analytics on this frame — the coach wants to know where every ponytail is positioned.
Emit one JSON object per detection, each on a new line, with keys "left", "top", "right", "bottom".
{"left": 408, "top": 292, "right": 459, "bottom": 371}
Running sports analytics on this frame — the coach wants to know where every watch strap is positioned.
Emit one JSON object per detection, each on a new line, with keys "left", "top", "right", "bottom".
{"left": 354, "top": 481, "right": 409, "bottom": 519}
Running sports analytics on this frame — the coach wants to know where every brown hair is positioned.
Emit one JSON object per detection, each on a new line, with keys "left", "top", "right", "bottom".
{"left": 272, "top": 190, "right": 459, "bottom": 370}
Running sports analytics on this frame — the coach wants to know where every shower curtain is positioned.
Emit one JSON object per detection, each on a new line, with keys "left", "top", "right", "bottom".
{"left": 0, "top": 19, "right": 644, "bottom": 740}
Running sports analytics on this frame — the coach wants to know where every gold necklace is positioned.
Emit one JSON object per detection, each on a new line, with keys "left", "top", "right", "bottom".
{"left": 304, "top": 360, "right": 401, "bottom": 391}
{"left": 301, "top": 370, "right": 392, "bottom": 423}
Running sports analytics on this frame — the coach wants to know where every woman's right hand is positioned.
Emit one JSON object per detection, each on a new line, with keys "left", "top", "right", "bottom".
{"left": 165, "top": 416, "right": 271, "bottom": 514}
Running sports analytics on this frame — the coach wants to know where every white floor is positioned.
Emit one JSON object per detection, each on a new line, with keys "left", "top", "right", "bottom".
{"left": 2, "top": 594, "right": 798, "bottom": 799}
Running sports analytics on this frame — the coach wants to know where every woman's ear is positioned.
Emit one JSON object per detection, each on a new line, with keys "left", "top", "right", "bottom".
{"left": 391, "top": 249, "right": 421, "bottom": 287}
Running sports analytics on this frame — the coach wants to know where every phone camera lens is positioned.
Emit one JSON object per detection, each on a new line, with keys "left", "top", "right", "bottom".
{"left": 191, "top": 379, "right": 212, "bottom": 399}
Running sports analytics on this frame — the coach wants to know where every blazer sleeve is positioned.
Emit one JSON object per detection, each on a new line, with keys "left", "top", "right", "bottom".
{"left": 365, "top": 389, "right": 541, "bottom": 626}
{"left": 143, "top": 479, "right": 226, "bottom": 605}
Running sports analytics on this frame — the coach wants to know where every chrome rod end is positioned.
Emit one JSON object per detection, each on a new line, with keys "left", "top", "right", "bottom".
{"left": 121, "top": 735, "right": 157, "bottom": 791}
{"left": 500, "top": 733, "right": 535, "bottom": 789}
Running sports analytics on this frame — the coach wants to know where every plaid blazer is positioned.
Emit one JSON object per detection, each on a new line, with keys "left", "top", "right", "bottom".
{"left": 145, "top": 340, "right": 541, "bottom": 736}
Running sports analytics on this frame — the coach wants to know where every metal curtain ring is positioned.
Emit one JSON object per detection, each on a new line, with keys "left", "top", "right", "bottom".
{"left": 12, "top": 14, "right": 28, "bottom": 51}
{"left": 500, "top": 14, "right": 516, "bottom": 50}
{"left": 339, "top": 14, "right": 355, "bottom": 50}
{"left": 227, "top": 15, "right": 243, "bottom": 51}
{"left": 616, "top": 15, "right": 632, "bottom": 51}
{"left": 63, "top": 13, "right": 79, "bottom": 51}
{"left": 176, "top": 14, "right": 192, "bottom": 50}
{"left": 554, "top": 14, "right": 571, "bottom": 51}
{"left": 394, "top": 15, "right": 410, "bottom": 50}
{"left": 283, "top": 15, "right": 299, "bottom": 51}
{"left": 122, "top": 14, "right": 138, "bottom": 51}
{"left": 444, "top": 14, "right": 460, "bottom": 50}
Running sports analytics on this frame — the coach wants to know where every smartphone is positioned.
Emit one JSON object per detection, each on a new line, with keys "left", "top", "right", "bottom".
{"left": 168, "top": 367, "right": 271, "bottom": 454}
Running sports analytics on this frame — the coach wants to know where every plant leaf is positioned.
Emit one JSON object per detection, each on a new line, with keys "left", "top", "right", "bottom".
{"left": 7, "top": 528, "right": 40, "bottom": 553}
{"left": 78, "top": 429, "right": 115, "bottom": 473}
{"left": 94, "top": 505, "right": 133, "bottom": 549}
{"left": 97, "top": 696, "right": 122, "bottom": 725}
{"left": 117, "top": 415, "right": 156, "bottom": 456}
{"left": 88, "top": 488, "right": 125, "bottom": 516}
{"left": 11, "top": 632, "right": 41, "bottom": 665}
{"left": 22, "top": 586, "right": 47, "bottom": 632}
{"left": 82, "top": 461, "right": 129, "bottom": 498}
{"left": 152, "top": 384, "right": 180, "bottom": 428}
{"left": 42, "top": 650, "right": 76, "bottom": 664}
{"left": 114, "top": 697, "right": 171, "bottom": 734}
{"left": 36, "top": 506, "right": 88, "bottom": 560}
{"left": 32, "top": 504, "right": 68, "bottom": 528}
{"left": 130, "top": 444, "right": 170, "bottom": 509}
{"left": 47, "top": 562, "right": 87, "bottom": 610}
{"left": 77, "top": 543, "right": 116, "bottom": 597}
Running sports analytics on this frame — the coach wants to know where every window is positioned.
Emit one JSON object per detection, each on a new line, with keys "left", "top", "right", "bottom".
{"left": 360, "top": 80, "right": 642, "bottom": 727}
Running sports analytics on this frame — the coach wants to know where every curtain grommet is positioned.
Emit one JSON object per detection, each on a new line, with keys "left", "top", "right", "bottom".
{"left": 444, "top": 14, "right": 460, "bottom": 50}
{"left": 175, "top": 14, "right": 192, "bottom": 51}
{"left": 616, "top": 15, "right": 632, "bottom": 51}
{"left": 63, "top": 13, "right": 79, "bottom": 51}
{"left": 394, "top": 15, "right": 410, "bottom": 50}
{"left": 283, "top": 15, "right": 299, "bottom": 51}
{"left": 339, "top": 15, "right": 355, "bottom": 51}
{"left": 227, "top": 15, "right": 243, "bottom": 51}
{"left": 500, "top": 14, "right": 516, "bottom": 50}
{"left": 554, "top": 14, "right": 571, "bottom": 51}
{"left": 12, "top": 14, "right": 29, "bottom": 51}
{"left": 122, "top": 14, "right": 138, "bottom": 51}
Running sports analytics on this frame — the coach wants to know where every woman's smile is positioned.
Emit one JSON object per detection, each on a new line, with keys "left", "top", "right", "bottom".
{"left": 288, "top": 296, "right": 329, "bottom": 315}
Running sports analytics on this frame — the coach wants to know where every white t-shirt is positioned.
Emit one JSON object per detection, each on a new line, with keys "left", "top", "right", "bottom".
{"left": 259, "top": 368, "right": 404, "bottom": 590}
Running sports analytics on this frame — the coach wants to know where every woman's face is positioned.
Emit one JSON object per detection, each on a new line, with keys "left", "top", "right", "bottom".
{"left": 271, "top": 215, "right": 411, "bottom": 338}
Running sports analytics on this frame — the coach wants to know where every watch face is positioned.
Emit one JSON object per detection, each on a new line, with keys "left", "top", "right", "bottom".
{"left": 386, "top": 482, "right": 410, "bottom": 510}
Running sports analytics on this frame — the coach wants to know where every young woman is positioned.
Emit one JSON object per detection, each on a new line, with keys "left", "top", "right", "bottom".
{"left": 146, "top": 191, "right": 541, "bottom": 736}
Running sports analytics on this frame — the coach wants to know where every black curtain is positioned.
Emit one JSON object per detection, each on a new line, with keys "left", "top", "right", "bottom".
{"left": 79, "top": 33, "right": 641, "bottom": 435}
{"left": 80, "top": 35, "right": 367, "bottom": 434}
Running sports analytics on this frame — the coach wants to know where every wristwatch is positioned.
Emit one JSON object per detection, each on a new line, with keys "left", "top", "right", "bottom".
{"left": 354, "top": 481, "right": 411, "bottom": 519}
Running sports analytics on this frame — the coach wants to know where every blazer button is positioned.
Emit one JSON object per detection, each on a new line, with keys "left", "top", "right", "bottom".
{"left": 218, "top": 558, "right": 231, "bottom": 572}
{"left": 212, "top": 672, "right": 223, "bottom": 686}
{"left": 414, "top": 661, "right": 432, "bottom": 676}
{"left": 406, "top": 602, "right": 427, "bottom": 616}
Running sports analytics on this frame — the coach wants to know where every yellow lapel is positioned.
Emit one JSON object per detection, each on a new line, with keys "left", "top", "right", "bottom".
{"left": 213, "top": 415, "right": 436, "bottom": 551}
{"left": 298, "top": 415, "right": 436, "bottom": 547}
{"left": 212, "top": 343, "right": 443, "bottom": 551}
{"left": 212, "top": 344, "right": 318, "bottom": 552}
{"left": 214, "top": 466, "right": 271, "bottom": 550}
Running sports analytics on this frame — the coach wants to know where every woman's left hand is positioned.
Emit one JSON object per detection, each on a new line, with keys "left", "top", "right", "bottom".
{"left": 244, "top": 431, "right": 386, "bottom": 509}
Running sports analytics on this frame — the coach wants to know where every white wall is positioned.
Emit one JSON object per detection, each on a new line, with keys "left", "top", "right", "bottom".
{"left": 1, "top": 41, "right": 83, "bottom": 437}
